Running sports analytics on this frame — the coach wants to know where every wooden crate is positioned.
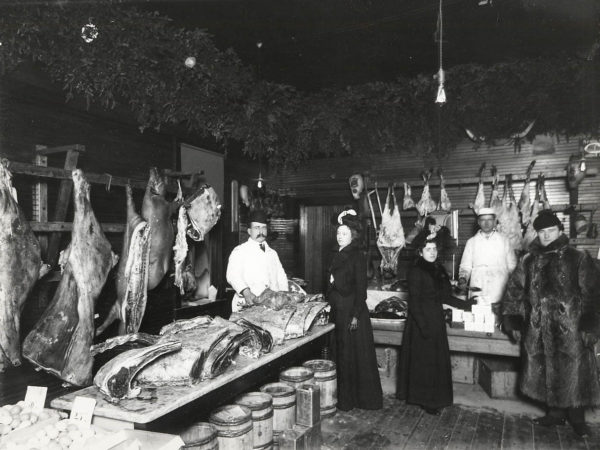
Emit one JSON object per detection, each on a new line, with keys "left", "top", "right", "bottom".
{"left": 477, "top": 356, "right": 520, "bottom": 399}
{"left": 451, "top": 353, "right": 476, "bottom": 384}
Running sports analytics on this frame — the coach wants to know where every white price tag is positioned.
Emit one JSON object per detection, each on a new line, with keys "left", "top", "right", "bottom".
{"left": 69, "top": 396, "right": 96, "bottom": 426}
{"left": 24, "top": 386, "right": 47, "bottom": 413}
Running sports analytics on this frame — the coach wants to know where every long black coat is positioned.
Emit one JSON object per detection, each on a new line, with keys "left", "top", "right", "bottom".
{"left": 502, "top": 234, "right": 600, "bottom": 408}
{"left": 397, "top": 257, "right": 453, "bottom": 409}
{"left": 327, "top": 242, "right": 383, "bottom": 411}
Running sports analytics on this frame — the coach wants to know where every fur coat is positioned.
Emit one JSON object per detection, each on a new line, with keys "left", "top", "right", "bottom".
{"left": 502, "top": 234, "right": 600, "bottom": 408}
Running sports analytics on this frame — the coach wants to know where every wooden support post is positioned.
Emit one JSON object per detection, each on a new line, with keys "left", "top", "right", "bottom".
{"left": 40, "top": 146, "right": 84, "bottom": 267}
{"left": 569, "top": 188, "right": 578, "bottom": 239}
{"left": 32, "top": 145, "right": 48, "bottom": 258}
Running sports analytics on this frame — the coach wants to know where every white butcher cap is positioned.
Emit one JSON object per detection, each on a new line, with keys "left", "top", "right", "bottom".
{"left": 477, "top": 207, "right": 496, "bottom": 217}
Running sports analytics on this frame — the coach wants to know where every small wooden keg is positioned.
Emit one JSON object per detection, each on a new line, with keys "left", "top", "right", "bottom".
{"left": 260, "top": 382, "right": 296, "bottom": 440}
{"left": 279, "top": 366, "right": 314, "bottom": 390}
{"left": 210, "top": 404, "right": 253, "bottom": 450}
{"left": 235, "top": 391, "right": 274, "bottom": 450}
{"left": 302, "top": 359, "right": 338, "bottom": 418}
{"left": 179, "top": 422, "right": 218, "bottom": 450}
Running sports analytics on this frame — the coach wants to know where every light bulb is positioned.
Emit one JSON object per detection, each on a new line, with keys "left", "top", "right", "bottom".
{"left": 257, "top": 179, "right": 263, "bottom": 189}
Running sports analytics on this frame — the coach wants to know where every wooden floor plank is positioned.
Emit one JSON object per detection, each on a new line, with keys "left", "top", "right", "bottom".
{"left": 446, "top": 408, "right": 479, "bottom": 450}
{"left": 501, "top": 413, "right": 533, "bottom": 450}
{"left": 385, "top": 403, "right": 423, "bottom": 449}
{"left": 532, "top": 422, "right": 562, "bottom": 450}
{"left": 406, "top": 406, "right": 445, "bottom": 449}
{"left": 426, "top": 405, "right": 462, "bottom": 450}
{"left": 556, "top": 424, "right": 589, "bottom": 450}
{"left": 470, "top": 409, "right": 504, "bottom": 450}
{"left": 583, "top": 423, "right": 600, "bottom": 450}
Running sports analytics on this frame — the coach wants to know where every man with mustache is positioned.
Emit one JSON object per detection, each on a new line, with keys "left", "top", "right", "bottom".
{"left": 226, "top": 209, "right": 288, "bottom": 312}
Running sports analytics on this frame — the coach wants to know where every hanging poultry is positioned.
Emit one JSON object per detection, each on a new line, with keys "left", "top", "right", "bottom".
{"left": 489, "top": 165, "right": 503, "bottom": 220}
{"left": 403, "top": 182, "right": 415, "bottom": 210}
{"left": 497, "top": 174, "right": 523, "bottom": 254}
{"left": 517, "top": 160, "right": 536, "bottom": 229}
{"left": 469, "top": 162, "right": 486, "bottom": 215}
{"left": 437, "top": 168, "right": 452, "bottom": 211}
{"left": 523, "top": 174, "right": 543, "bottom": 249}
{"left": 377, "top": 183, "right": 405, "bottom": 276}
{"left": 416, "top": 170, "right": 437, "bottom": 216}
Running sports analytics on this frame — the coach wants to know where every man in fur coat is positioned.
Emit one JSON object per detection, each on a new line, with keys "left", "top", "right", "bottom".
{"left": 502, "top": 209, "right": 600, "bottom": 438}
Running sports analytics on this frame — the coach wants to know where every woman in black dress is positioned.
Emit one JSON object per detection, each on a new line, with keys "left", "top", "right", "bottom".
{"left": 327, "top": 210, "right": 383, "bottom": 411}
{"left": 397, "top": 238, "right": 453, "bottom": 415}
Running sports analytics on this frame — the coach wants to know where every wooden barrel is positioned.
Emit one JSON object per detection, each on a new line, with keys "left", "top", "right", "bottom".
{"left": 303, "top": 359, "right": 337, "bottom": 418}
{"left": 210, "top": 404, "right": 253, "bottom": 450}
{"left": 279, "top": 366, "right": 314, "bottom": 390}
{"left": 260, "top": 382, "right": 296, "bottom": 439}
{"left": 235, "top": 391, "right": 274, "bottom": 450}
{"left": 179, "top": 422, "right": 218, "bottom": 450}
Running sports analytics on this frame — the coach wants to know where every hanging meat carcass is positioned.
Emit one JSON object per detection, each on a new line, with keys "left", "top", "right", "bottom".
{"left": 517, "top": 160, "right": 536, "bottom": 228}
{"left": 23, "top": 169, "right": 118, "bottom": 386}
{"left": 523, "top": 174, "right": 542, "bottom": 249}
{"left": 143, "top": 168, "right": 176, "bottom": 289}
{"left": 0, "top": 160, "right": 46, "bottom": 372}
{"left": 403, "top": 182, "right": 415, "bottom": 210}
{"left": 377, "top": 184, "right": 405, "bottom": 276}
{"left": 497, "top": 175, "right": 522, "bottom": 254}
{"left": 437, "top": 168, "right": 452, "bottom": 211}
{"left": 416, "top": 171, "right": 437, "bottom": 216}
{"left": 469, "top": 162, "right": 486, "bottom": 215}
{"left": 172, "top": 184, "right": 221, "bottom": 294}
{"left": 489, "top": 165, "right": 503, "bottom": 220}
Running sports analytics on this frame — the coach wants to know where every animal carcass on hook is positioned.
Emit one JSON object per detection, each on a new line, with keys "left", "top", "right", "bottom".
{"left": 0, "top": 159, "right": 47, "bottom": 372}
{"left": 23, "top": 169, "right": 118, "bottom": 386}
{"left": 97, "top": 168, "right": 177, "bottom": 336}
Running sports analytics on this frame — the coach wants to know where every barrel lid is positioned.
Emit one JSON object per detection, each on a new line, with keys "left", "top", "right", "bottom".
{"left": 260, "top": 382, "right": 296, "bottom": 397}
{"left": 280, "top": 366, "right": 314, "bottom": 381}
{"left": 303, "top": 359, "right": 336, "bottom": 371}
{"left": 235, "top": 392, "right": 273, "bottom": 410}
{"left": 209, "top": 404, "right": 252, "bottom": 426}
{"left": 180, "top": 422, "right": 217, "bottom": 446}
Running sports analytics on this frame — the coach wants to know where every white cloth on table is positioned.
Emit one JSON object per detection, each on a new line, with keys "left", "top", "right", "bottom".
{"left": 226, "top": 238, "right": 288, "bottom": 312}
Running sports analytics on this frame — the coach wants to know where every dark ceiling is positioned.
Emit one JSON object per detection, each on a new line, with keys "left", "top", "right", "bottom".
{"left": 139, "top": 0, "right": 598, "bottom": 91}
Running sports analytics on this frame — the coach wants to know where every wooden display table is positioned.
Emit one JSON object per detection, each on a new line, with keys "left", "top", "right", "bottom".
{"left": 51, "top": 324, "right": 334, "bottom": 430}
{"left": 372, "top": 319, "right": 519, "bottom": 357}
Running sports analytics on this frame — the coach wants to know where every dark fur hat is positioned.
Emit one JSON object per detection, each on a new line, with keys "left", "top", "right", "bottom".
{"left": 533, "top": 209, "right": 563, "bottom": 231}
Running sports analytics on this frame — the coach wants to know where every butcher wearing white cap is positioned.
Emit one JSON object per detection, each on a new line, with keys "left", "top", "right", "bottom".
{"left": 457, "top": 207, "right": 517, "bottom": 306}
{"left": 226, "top": 209, "right": 288, "bottom": 312}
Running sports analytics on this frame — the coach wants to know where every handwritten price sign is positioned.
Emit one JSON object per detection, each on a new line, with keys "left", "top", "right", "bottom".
{"left": 24, "top": 386, "right": 47, "bottom": 413}
{"left": 69, "top": 396, "right": 96, "bottom": 426}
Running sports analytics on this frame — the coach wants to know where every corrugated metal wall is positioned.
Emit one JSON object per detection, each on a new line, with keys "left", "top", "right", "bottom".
{"left": 285, "top": 137, "right": 600, "bottom": 289}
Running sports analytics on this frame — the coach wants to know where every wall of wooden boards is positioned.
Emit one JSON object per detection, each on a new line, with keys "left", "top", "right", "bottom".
{"left": 283, "top": 137, "right": 600, "bottom": 291}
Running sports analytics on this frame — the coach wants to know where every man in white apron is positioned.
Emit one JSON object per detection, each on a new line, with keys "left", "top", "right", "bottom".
{"left": 458, "top": 208, "right": 516, "bottom": 307}
{"left": 226, "top": 209, "right": 288, "bottom": 312}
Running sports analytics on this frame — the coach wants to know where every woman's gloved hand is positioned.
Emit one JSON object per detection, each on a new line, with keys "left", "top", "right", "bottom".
{"left": 502, "top": 315, "right": 523, "bottom": 343}
{"left": 348, "top": 317, "right": 358, "bottom": 331}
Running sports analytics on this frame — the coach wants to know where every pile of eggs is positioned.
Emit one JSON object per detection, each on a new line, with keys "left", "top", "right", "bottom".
{"left": 0, "top": 401, "right": 58, "bottom": 435}
{"left": 0, "top": 402, "right": 94, "bottom": 450}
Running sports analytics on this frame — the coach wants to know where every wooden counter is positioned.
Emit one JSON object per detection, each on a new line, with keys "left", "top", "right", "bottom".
{"left": 372, "top": 319, "right": 520, "bottom": 357}
{"left": 51, "top": 324, "right": 334, "bottom": 429}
